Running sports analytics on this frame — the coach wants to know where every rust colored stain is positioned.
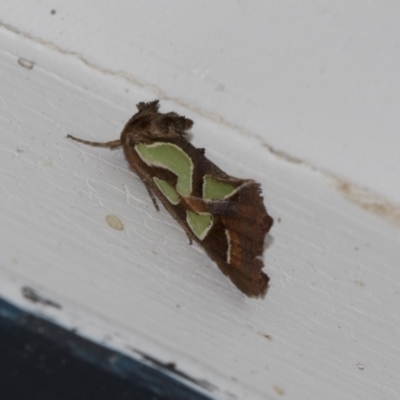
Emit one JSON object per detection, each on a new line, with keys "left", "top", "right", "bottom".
{"left": 336, "top": 181, "right": 400, "bottom": 227}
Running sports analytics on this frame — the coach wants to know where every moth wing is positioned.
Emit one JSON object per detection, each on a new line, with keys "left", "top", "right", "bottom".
{"left": 194, "top": 182, "right": 273, "bottom": 297}
{"left": 223, "top": 182, "right": 273, "bottom": 265}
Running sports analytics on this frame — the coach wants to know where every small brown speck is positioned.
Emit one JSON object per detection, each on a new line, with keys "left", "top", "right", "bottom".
{"left": 354, "top": 280, "right": 365, "bottom": 287}
{"left": 51, "top": 9, "right": 56, "bottom": 15}
{"left": 18, "top": 58, "right": 34, "bottom": 70}
{"left": 277, "top": 217, "right": 281, "bottom": 223}
{"left": 105, "top": 215, "right": 124, "bottom": 231}
{"left": 258, "top": 331, "right": 273, "bottom": 341}
{"left": 273, "top": 385, "right": 285, "bottom": 395}
{"left": 176, "top": 304, "right": 180, "bottom": 308}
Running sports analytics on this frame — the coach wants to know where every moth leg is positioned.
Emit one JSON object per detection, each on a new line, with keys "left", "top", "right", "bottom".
{"left": 145, "top": 185, "right": 160, "bottom": 212}
{"left": 186, "top": 231, "right": 193, "bottom": 245}
{"left": 67, "top": 135, "right": 122, "bottom": 149}
{"left": 145, "top": 185, "right": 194, "bottom": 244}
{"left": 147, "top": 186, "right": 193, "bottom": 244}
{"left": 181, "top": 226, "right": 194, "bottom": 245}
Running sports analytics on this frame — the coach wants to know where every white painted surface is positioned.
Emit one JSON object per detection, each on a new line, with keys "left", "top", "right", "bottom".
{"left": 1, "top": 1, "right": 400, "bottom": 204}
{"left": 0, "top": 3, "right": 400, "bottom": 400}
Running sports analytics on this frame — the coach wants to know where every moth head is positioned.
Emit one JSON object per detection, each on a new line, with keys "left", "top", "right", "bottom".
{"left": 123, "top": 100, "right": 193, "bottom": 141}
{"left": 158, "top": 113, "right": 193, "bottom": 136}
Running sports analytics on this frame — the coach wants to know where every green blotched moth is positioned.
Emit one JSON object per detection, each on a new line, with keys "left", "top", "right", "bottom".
{"left": 67, "top": 100, "right": 273, "bottom": 298}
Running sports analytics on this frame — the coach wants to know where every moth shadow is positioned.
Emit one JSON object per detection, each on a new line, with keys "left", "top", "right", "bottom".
{"left": 264, "top": 233, "right": 274, "bottom": 251}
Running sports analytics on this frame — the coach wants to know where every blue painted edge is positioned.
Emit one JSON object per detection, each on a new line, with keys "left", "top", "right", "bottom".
{"left": 0, "top": 295, "right": 215, "bottom": 400}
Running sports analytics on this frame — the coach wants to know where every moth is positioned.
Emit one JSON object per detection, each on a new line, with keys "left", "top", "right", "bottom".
{"left": 67, "top": 100, "right": 273, "bottom": 297}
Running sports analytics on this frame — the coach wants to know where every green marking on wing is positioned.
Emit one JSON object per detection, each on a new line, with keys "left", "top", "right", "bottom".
{"left": 153, "top": 177, "right": 180, "bottom": 205}
{"left": 203, "top": 175, "right": 236, "bottom": 200}
{"left": 135, "top": 142, "right": 193, "bottom": 196}
{"left": 186, "top": 211, "right": 213, "bottom": 241}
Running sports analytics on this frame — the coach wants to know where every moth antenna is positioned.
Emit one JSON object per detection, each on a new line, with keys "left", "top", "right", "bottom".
{"left": 67, "top": 134, "right": 122, "bottom": 149}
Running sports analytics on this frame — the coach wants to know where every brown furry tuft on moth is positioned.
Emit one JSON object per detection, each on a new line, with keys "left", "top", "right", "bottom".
{"left": 67, "top": 100, "right": 273, "bottom": 298}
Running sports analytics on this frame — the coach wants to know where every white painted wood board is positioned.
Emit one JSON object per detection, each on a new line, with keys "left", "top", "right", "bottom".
{"left": 1, "top": 1, "right": 400, "bottom": 204}
{"left": 0, "top": 3, "right": 399, "bottom": 399}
